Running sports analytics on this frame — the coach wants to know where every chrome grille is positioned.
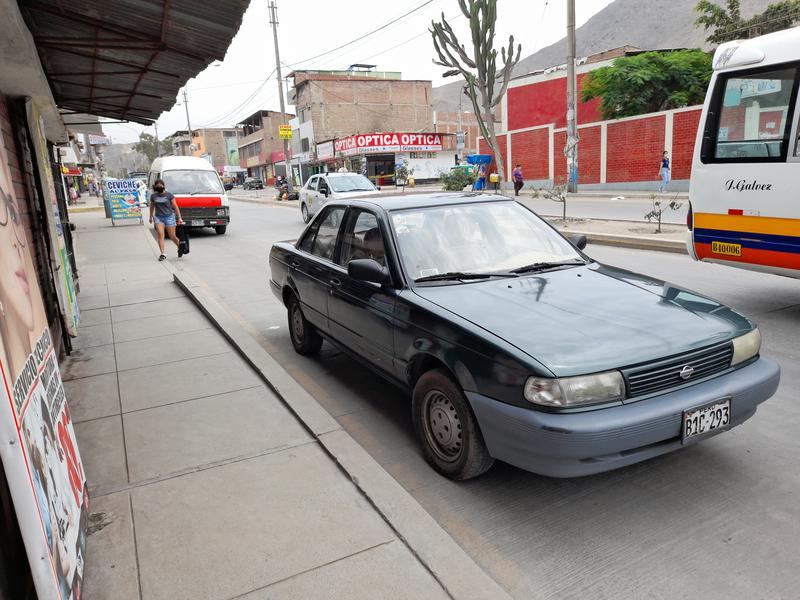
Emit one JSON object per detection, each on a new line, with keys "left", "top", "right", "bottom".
{"left": 623, "top": 342, "right": 733, "bottom": 398}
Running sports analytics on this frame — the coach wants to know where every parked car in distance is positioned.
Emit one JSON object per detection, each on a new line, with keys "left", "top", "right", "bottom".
{"left": 243, "top": 177, "right": 264, "bottom": 190}
{"left": 269, "top": 194, "right": 780, "bottom": 480}
{"left": 299, "top": 172, "right": 378, "bottom": 223}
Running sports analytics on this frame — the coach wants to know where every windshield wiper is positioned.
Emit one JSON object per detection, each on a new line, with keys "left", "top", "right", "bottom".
{"left": 511, "top": 260, "right": 587, "bottom": 274}
{"left": 415, "top": 271, "right": 518, "bottom": 283}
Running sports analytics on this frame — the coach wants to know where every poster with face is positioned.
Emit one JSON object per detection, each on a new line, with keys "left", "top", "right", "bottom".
{"left": 0, "top": 117, "right": 87, "bottom": 600}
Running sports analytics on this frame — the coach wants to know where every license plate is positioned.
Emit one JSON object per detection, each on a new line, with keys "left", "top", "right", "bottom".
{"left": 190, "top": 219, "right": 204, "bottom": 226}
{"left": 711, "top": 241, "right": 741, "bottom": 256}
{"left": 682, "top": 399, "right": 731, "bottom": 443}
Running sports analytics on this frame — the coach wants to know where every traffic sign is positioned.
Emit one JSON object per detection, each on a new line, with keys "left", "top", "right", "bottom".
{"left": 279, "top": 125, "right": 293, "bottom": 140}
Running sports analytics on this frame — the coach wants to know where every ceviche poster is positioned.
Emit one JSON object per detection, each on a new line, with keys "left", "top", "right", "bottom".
{"left": 0, "top": 123, "right": 87, "bottom": 599}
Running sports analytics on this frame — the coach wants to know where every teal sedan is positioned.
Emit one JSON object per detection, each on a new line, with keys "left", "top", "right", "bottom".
{"left": 269, "top": 194, "right": 780, "bottom": 480}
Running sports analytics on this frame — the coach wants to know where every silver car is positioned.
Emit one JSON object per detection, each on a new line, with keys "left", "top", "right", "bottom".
{"left": 299, "top": 173, "right": 378, "bottom": 223}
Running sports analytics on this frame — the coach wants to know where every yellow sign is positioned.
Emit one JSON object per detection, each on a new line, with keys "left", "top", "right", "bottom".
{"left": 711, "top": 241, "right": 742, "bottom": 256}
{"left": 489, "top": 173, "right": 500, "bottom": 183}
{"left": 279, "top": 125, "right": 293, "bottom": 140}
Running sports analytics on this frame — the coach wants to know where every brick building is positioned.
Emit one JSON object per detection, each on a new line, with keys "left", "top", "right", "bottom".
{"left": 478, "top": 47, "right": 703, "bottom": 191}
{"left": 236, "top": 109, "right": 294, "bottom": 182}
{"left": 191, "top": 127, "right": 242, "bottom": 174}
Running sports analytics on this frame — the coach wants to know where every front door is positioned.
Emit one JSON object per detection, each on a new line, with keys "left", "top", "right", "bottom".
{"left": 328, "top": 208, "right": 396, "bottom": 371}
{"left": 291, "top": 205, "right": 346, "bottom": 331}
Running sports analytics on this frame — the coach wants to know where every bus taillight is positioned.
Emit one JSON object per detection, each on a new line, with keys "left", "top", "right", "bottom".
{"left": 686, "top": 202, "right": 693, "bottom": 231}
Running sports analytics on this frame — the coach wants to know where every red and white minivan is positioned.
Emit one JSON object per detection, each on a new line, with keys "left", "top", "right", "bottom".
{"left": 148, "top": 156, "right": 230, "bottom": 234}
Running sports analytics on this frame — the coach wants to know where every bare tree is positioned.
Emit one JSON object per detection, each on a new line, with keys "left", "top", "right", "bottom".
{"left": 431, "top": 0, "right": 520, "bottom": 182}
{"left": 644, "top": 193, "right": 683, "bottom": 233}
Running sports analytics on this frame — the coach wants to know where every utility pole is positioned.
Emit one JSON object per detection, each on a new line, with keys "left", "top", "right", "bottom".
{"left": 154, "top": 122, "right": 161, "bottom": 157}
{"left": 182, "top": 89, "right": 193, "bottom": 157}
{"left": 565, "top": 0, "right": 579, "bottom": 193}
{"left": 269, "top": 0, "right": 293, "bottom": 193}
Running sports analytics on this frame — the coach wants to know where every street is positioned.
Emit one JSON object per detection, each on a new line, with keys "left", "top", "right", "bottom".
{"left": 175, "top": 198, "right": 799, "bottom": 600}
{"left": 228, "top": 187, "right": 689, "bottom": 224}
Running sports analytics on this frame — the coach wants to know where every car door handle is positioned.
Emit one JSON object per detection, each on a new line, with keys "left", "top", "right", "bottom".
{"left": 330, "top": 277, "right": 342, "bottom": 287}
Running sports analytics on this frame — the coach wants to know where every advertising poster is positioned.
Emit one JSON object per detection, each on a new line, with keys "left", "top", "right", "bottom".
{"left": 107, "top": 179, "right": 142, "bottom": 223}
{"left": 25, "top": 101, "right": 80, "bottom": 337}
{"left": 1, "top": 121, "right": 88, "bottom": 600}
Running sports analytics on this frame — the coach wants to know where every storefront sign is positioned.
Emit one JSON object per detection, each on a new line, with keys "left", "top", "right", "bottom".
{"left": 0, "top": 131, "right": 88, "bottom": 600}
{"left": 279, "top": 125, "right": 293, "bottom": 140}
{"left": 316, "top": 141, "right": 334, "bottom": 161}
{"left": 87, "top": 134, "right": 109, "bottom": 145}
{"left": 334, "top": 133, "right": 443, "bottom": 156}
{"left": 107, "top": 179, "right": 142, "bottom": 223}
{"left": 26, "top": 102, "right": 80, "bottom": 337}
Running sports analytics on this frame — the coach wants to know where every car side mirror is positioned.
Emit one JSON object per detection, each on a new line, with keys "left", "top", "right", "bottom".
{"left": 348, "top": 259, "right": 390, "bottom": 285}
{"left": 320, "top": 187, "right": 329, "bottom": 197}
{"left": 570, "top": 233, "right": 587, "bottom": 250}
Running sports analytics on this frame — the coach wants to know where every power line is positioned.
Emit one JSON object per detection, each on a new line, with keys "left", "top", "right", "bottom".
{"left": 357, "top": 11, "right": 464, "bottom": 64}
{"left": 284, "top": 0, "right": 436, "bottom": 68}
{"left": 197, "top": 68, "right": 276, "bottom": 127}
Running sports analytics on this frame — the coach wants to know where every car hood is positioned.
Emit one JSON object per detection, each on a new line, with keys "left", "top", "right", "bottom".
{"left": 412, "top": 263, "right": 753, "bottom": 377}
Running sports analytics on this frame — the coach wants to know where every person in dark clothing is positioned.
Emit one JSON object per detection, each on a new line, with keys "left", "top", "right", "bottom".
{"left": 148, "top": 179, "right": 184, "bottom": 261}
{"left": 658, "top": 151, "right": 671, "bottom": 193}
{"left": 512, "top": 164, "right": 524, "bottom": 196}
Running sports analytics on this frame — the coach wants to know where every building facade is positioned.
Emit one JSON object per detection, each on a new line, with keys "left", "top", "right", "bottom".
{"left": 237, "top": 110, "right": 294, "bottom": 183}
{"left": 191, "top": 127, "right": 242, "bottom": 174}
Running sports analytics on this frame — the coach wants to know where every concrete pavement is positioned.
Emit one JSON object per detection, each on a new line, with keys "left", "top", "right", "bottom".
{"left": 64, "top": 210, "right": 510, "bottom": 600}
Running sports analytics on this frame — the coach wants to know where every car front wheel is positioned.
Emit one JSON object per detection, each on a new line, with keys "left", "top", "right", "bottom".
{"left": 287, "top": 294, "right": 322, "bottom": 355}
{"left": 301, "top": 203, "right": 310, "bottom": 223}
{"left": 412, "top": 369, "right": 493, "bottom": 480}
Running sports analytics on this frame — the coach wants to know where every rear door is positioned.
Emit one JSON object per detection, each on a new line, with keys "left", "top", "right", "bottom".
{"left": 290, "top": 205, "right": 347, "bottom": 332}
{"left": 327, "top": 208, "right": 396, "bottom": 371}
{"left": 304, "top": 176, "right": 319, "bottom": 213}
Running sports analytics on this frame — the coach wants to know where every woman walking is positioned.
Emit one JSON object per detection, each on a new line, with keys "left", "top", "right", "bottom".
{"left": 148, "top": 179, "right": 184, "bottom": 261}
{"left": 658, "top": 150, "right": 671, "bottom": 193}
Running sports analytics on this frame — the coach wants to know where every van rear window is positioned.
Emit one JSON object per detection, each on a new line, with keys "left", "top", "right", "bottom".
{"left": 162, "top": 170, "right": 224, "bottom": 194}
{"left": 706, "top": 65, "right": 799, "bottom": 162}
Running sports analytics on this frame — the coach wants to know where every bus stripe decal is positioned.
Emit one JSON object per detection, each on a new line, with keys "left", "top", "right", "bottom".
{"left": 694, "top": 212, "right": 800, "bottom": 237}
{"left": 694, "top": 228, "right": 800, "bottom": 253}
{"left": 694, "top": 243, "right": 800, "bottom": 270}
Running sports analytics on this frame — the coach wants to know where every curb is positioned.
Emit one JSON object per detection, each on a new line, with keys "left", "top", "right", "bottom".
{"left": 171, "top": 270, "right": 513, "bottom": 600}
{"left": 68, "top": 206, "right": 104, "bottom": 213}
{"left": 136, "top": 219, "right": 511, "bottom": 600}
{"left": 569, "top": 230, "right": 687, "bottom": 254}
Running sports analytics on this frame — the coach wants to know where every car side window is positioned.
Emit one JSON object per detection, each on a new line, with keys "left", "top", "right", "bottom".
{"left": 297, "top": 218, "right": 320, "bottom": 253}
{"left": 318, "top": 176, "right": 329, "bottom": 193}
{"left": 308, "top": 176, "right": 318, "bottom": 191}
{"left": 338, "top": 209, "right": 386, "bottom": 267}
{"left": 310, "top": 207, "right": 346, "bottom": 261}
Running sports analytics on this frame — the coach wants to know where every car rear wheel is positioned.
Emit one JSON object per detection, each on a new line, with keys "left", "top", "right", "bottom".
{"left": 215, "top": 225, "right": 227, "bottom": 235}
{"left": 287, "top": 294, "right": 322, "bottom": 355}
{"left": 412, "top": 369, "right": 493, "bottom": 480}
{"left": 301, "top": 203, "right": 310, "bottom": 223}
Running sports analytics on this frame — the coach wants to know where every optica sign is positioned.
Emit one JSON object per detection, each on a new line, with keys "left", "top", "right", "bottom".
{"left": 334, "top": 133, "right": 443, "bottom": 156}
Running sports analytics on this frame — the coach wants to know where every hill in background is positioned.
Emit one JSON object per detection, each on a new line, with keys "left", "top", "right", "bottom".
{"left": 433, "top": 0, "right": 776, "bottom": 111}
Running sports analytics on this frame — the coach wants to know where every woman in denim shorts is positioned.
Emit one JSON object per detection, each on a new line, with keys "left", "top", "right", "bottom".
{"left": 148, "top": 179, "right": 184, "bottom": 261}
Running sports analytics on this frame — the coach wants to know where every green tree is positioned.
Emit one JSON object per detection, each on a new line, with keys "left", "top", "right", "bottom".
{"left": 132, "top": 133, "right": 171, "bottom": 163}
{"left": 580, "top": 50, "right": 713, "bottom": 120}
{"left": 430, "top": 0, "right": 520, "bottom": 182}
{"left": 695, "top": 0, "right": 800, "bottom": 45}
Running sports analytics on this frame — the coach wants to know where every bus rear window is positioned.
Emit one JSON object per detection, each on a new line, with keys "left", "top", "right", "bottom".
{"left": 710, "top": 66, "right": 798, "bottom": 161}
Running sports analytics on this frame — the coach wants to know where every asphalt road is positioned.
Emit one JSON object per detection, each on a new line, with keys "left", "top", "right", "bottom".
{"left": 180, "top": 199, "right": 798, "bottom": 599}
{"left": 228, "top": 187, "right": 689, "bottom": 223}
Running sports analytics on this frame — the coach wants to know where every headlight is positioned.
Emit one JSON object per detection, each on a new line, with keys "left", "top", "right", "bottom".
{"left": 216, "top": 208, "right": 228, "bottom": 216}
{"left": 731, "top": 328, "right": 761, "bottom": 366}
{"left": 524, "top": 371, "right": 625, "bottom": 408}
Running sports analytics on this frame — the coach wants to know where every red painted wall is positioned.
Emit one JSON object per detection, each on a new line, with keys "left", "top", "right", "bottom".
{"left": 606, "top": 115, "right": 666, "bottom": 183}
{"left": 672, "top": 109, "right": 701, "bottom": 180}
{"left": 511, "top": 128, "right": 550, "bottom": 180}
{"left": 477, "top": 134, "right": 507, "bottom": 176}
{"left": 507, "top": 73, "right": 602, "bottom": 131}
{"left": 577, "top": 126, "right": 602, "bottom": 184}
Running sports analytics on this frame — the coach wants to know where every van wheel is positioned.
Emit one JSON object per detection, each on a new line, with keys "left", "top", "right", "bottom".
{"left": 287, "top": 294, "right": 322, "bottom": 355}
{"left": 215, "top": 226, "right": 227, "bottom": 235}
{"left": 412, "top": 369, "right": 493, "bottom": 480}
{"left": 301, "top": 203, "right": 311, "bottom": 223}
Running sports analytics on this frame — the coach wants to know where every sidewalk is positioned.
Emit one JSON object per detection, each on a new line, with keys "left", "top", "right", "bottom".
{"left": 64, "top": 211, "right": 509, "bottom": 600}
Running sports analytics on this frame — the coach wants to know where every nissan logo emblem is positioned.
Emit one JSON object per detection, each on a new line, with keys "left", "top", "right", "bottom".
{"left": 679, "top": 365, "right": 695, "bottom": 380}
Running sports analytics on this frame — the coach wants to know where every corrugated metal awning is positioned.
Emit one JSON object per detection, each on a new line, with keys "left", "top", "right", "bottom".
{"left": 18, "top": 0, "right": 249, "bottom": 124}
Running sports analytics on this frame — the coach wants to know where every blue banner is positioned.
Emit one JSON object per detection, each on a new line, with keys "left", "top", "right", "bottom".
{"left": 107, "top": 179, "right": 142, "bottom": 222}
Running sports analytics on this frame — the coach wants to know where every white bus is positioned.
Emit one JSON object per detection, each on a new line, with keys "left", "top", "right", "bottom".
{"left": 687, "top": 26, "right": 800, "bottom": 278}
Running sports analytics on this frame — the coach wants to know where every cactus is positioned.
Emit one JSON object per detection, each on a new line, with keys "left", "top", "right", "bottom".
{"left": 431, "top": 0, "right": 520, "bottom": 182}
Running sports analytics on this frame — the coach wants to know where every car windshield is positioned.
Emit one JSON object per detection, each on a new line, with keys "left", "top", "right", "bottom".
{"left": 162, "top": 170, "right": 224, "bottom": 194}
{"left": 328, "top": 175, "right": 376, "bottom": 193}
{"left": 390, "top": 201, "right": 584, "bottom": 281}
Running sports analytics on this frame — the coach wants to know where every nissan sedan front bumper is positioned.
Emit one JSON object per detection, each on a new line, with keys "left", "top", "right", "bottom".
{"left": 466, "top": 357, "right": 780, "bottom": 478}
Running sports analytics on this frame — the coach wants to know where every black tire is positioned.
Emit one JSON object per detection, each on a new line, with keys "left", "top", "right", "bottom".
{"left": 412, "top": 369, "right": 494, "bottom": 480}
{"left": 301, "top": 203, "right": 311, "bottom": 223}
{"left": 287, "top": 294, "right": 322, "bottom": 355}
{"left": 215, "top": 225, "right": 227, "bottom": 235}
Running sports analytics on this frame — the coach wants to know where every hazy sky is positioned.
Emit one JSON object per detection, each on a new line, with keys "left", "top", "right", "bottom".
{"left": 103, "top": 0, "right": 614, "bottom": 144}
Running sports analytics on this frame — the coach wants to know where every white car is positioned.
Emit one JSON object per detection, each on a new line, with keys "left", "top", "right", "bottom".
{"left": 299, "top": 173, "right": 378, "bottom": 223}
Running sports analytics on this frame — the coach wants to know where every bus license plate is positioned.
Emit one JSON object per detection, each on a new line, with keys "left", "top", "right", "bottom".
{"left": 683, "top": 399, "right": 730, "bottom": 443}
{"left": 711, "top": 241, "right": 741, "bottom": 256}
{"left": 191, "top": 219, "right": 204, "bottom": 226}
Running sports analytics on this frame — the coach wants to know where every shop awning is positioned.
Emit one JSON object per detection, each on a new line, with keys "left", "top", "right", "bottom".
{"left": 18, "top": 0, "right": 250, "bottom": 124}
{"left": 62, "top": 167, "right": 82, "bottom": 176}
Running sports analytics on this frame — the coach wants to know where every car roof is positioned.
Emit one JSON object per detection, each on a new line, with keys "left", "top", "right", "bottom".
{"left": 323, "top": 192, "right": 512, "bottom": 212}
{"left": 317, "top": 172, "right": 368, "bottom": 178}
{"left": 152, "top": 156, "right": 217, "bottom": 171}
